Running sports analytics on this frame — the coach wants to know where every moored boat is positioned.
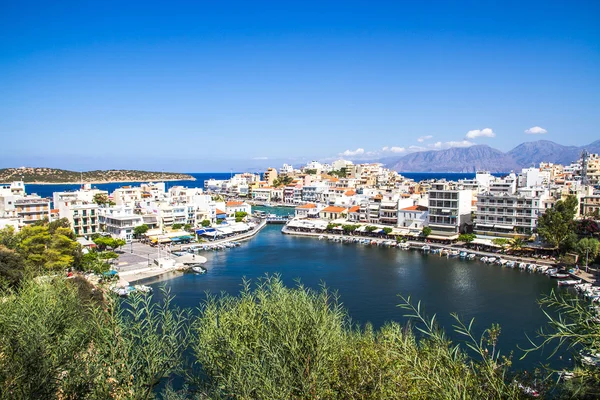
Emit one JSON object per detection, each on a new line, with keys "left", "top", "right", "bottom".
{"left": 459, "top": 251, "right": 468, "bottom": 258}
{"left": 422, "top": 245, "right": 431, "bottom": 252}
{"left": 557, "top": 279, "right": 582, "bottom": 286}
{"left": 466, "top": 253, "right": 476, "bottom": 260}
{"left": 191, "top": 265, "right": 207, "bottom": 274}
{"left": 550, "top": 273, "right": 570, "bottom": 279}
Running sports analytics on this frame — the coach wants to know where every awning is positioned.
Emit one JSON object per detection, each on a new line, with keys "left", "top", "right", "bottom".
{"left": 476, "top": 223, "right": 494, "bottom": 228}
{"left": 494, "top": 224, "right": 514, "bottom": 230}
{"left": 195, "top": 229, "right": 206, "bottom": 235}
{"left": 427, "top": 234, "right": 459, "bottom": 240}
{"left": 217, "top": 226, "right": 234, "bottom": 235}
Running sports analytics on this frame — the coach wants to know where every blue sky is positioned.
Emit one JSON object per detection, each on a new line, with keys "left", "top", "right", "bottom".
{"left": 1, "top": 1, "right": 599, "bottom": 171}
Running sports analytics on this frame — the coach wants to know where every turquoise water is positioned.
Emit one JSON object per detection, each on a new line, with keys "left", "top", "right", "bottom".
{"left": 150, "top": 223, "right": 564, "bottom": 371}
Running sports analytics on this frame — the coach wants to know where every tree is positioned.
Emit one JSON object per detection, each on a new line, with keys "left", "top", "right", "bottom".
{"left": 201, "top": 219, "right": 211, "bottom": 227}
{"left": 422, "top": 226, "right": 432, "bottom": 237}
{"left": 383, "top": 227, "right": 393, "bottom": 235}
{"left": 458, "top": 233, "right": 476, "bottom": 243}
{"left": 235, "top": 211, "right": 248, "bottom": 223}
{"left": 304, "top": 168, "right": 317, "bottom": 175}
{"left": 492, "top": 238, "right": 509, "bottom": 247}
{"left": 576, "top": 218, "right": 599, "bottom": 236}
{"left": 365, "top": 225, "right": 378, "bottom": 233}
{"left": 17, "top": 224, "right": 78, "bottom": 271}
{"left": 537, "top": 195, "right": 578, "bottom": 251}
{"left": 0, "top": 245, "right": 25, "bottom": 289}
{"left": 0, "top": 225, "right": 19, "bottom": 250}
{"left": 508, "top": 237, "right": 524, "bottom": 252}
{"left": 273, "top": 176, "right": 293, "bottom": 188}
{"left": 183, "top": 223, "right": 192, "bottom": 231}
{"left": 133, "top": 224, "right": 149, "bottom": 238}
{"left": 326, "top": 222, "right": 341, "bottom": 231}
{"left": 172, "top": 223, "right": 183, "bottom": 230}
{"left": 576, "top": 238, "right": 599, "bottom": 270}
{"left": 92, "top": 192, "right": 115, "bottom": 206}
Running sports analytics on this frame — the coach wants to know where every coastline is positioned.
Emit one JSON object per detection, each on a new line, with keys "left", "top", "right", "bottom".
{"left": 118, "top": 219, "right": 268, "bottom": 286}
{"left": 281, "top": 225, "right": 596, "bottom": 284}
{"left": 23, "top": 177, "right": 196, "bottom": 185}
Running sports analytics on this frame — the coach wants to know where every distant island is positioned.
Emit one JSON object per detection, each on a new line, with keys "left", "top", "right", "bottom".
{"left": 0, "top": 167, "right": 196, "bottom": 184}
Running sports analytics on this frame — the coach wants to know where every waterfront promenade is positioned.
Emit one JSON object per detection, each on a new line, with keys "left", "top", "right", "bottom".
{"left": 281, "top": 225, "right": 598, "bottom": 284}
{"left": 114, "top": 219, "right": 268, "bottom": 285}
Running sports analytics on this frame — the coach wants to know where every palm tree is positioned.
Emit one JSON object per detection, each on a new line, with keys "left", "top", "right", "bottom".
{"left": 508, "top": 237, "right": 524, "bottom": 252}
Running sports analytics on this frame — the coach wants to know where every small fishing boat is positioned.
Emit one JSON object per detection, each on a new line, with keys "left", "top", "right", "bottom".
{"left": 191, "top": 265, "right": 207, "bottom": 274}
{"left": 466, "top": 253, "right": 476, "bottom": 260}
{"left": 422, "top": 245, "right": 431, "bottom": 252}
{"left": 549, "top": 273, "right": 570, "bottom": 279}
{"left": 459, "top": 251, "right": 468, "bottom": 258}
{"left": 133, "top": 284, "right": 153, "bottom": 294}
{"left": 557, "top": 279, "right": 582, "bottom": 286}
{"left": 449, "top": 250, "right": 460, "bottom": 257}
{"left": 505, "top": 260, "right": 515, "bottom": 268}
{"left": 518, "top": 262, "right": 527, "bottom": 270}
{"left": 400, "top": 242, "right": 410, "bottom": 250}
{"left": 487, "top": 257, "right": 497, "bottom": 264}
{"left": 480, "top": 256, "right": 488, "bottom": 263}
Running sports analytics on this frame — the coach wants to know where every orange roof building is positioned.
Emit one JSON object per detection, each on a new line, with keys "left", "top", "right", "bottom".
{"left": 296, "top": 203, "right": 317, "bottom": 209}
{"left": 401, "top": 205, "right": 428, "bottom": 212}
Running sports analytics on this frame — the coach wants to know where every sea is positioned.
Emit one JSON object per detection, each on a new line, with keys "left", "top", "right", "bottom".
{"left": 26, "top": 172, "right": 507, "bottom": 200}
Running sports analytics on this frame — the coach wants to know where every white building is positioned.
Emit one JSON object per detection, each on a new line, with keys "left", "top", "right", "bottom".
{"left": 427, "top": 183, "right": 472, "bottom": 239}
{"left": 475, "top": 187, "right": 551, "bottom": 238}
{"left": 98, "top": 206, "right": 144, "bottom": 240}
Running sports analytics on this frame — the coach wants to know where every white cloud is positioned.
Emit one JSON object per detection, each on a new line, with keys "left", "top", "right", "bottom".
{"left": 417, "top": 135, "right": 433, "bottom": 143}
{"left": 524, "top": 126, "right": 548, "bottom": 135}
{"left": 340, "top": 148, "right": 365, "bottom": 157}
{"left": 408, "top": 145, "right": 426, "bottom": 152}
{"left": 382, "top": 146, "right": 406, "bottom": 153}
{"left": 465, "top": 128, "right": 495, "bottom": 139}
{"left": 428, "top": 140, "right": 475, "bottom": 150}
{"left": 252, "top": 156, "right": 268, "bottom": 160}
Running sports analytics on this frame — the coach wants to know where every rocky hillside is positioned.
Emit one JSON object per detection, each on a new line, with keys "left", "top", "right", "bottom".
{"left": 0, "top": 167, "right": 195, "bottom": 184}
{"left": 387, "top": 140, "right": 599, "bottom": 172}
{"left": 389, "top": 145, "right": 519, "bottom": 173}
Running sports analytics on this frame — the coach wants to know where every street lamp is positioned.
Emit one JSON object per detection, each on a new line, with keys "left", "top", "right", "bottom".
{"left": 586, "top": 247, "right": 589, "bottom": 273}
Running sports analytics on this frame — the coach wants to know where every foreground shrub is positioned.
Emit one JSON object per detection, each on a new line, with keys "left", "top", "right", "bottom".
{"left": 0, "top": 278, "right": 190, "bottom": 399}
{"left": 193, "top": 275, "right": 523, "bottom": 399}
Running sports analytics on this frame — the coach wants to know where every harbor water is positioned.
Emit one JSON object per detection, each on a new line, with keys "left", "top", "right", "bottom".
{"left": 149, "top": 223, "right": 564, "bottom": 371}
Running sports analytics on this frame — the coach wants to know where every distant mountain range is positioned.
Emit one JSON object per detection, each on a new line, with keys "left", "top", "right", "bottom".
{"left": 387, "top": 140, "right": 600, "bottom": 173}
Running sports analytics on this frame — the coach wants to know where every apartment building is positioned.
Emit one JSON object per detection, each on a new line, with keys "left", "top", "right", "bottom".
{"left": 427, "top": 183, "right": 472, "bottom": 239}
{"left": 475, "top": 188, "right": 550, "bottom": 238}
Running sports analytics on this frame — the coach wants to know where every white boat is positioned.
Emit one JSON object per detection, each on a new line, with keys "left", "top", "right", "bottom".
{"left": 537, "top": 265, "right": 549, "bottom": 274}
{"left": 466, "top": 253, "right": 476, "bottom": 260}
{"left": 557, "top": 279, "right": 582, "bottom": 287}
{"left": 400, "top": 242, "right": 410, "bottom": 250}
{"left": 133, "top": 284, "right": 153, "bottom": 294}
{"left": 487, "top": 257, "right": 496, "bottom": 264}
{"left": 449, "top": 250, "right": 460, "bottom": 257}
{"left": 191, "top": 265, "right": 207, "bottom": 274}
{"left": 505, "top": 260, "right": 515, "bottom": 268}
{"left": 518, "top": 262, "right": 527, "bottom": 270}
{"left": 421, "top": 245, "right": 431, "bottom": 252}
{"left": 459, "top": 251, "right": 468, "bottom": 258}
{"left": 480, "top": 256, "right": 489, "bottom": 263}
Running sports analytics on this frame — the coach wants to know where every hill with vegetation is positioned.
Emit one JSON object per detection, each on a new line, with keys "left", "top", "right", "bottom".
{"left": 0, "top": 167, "right": 195, "bottom": 184}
